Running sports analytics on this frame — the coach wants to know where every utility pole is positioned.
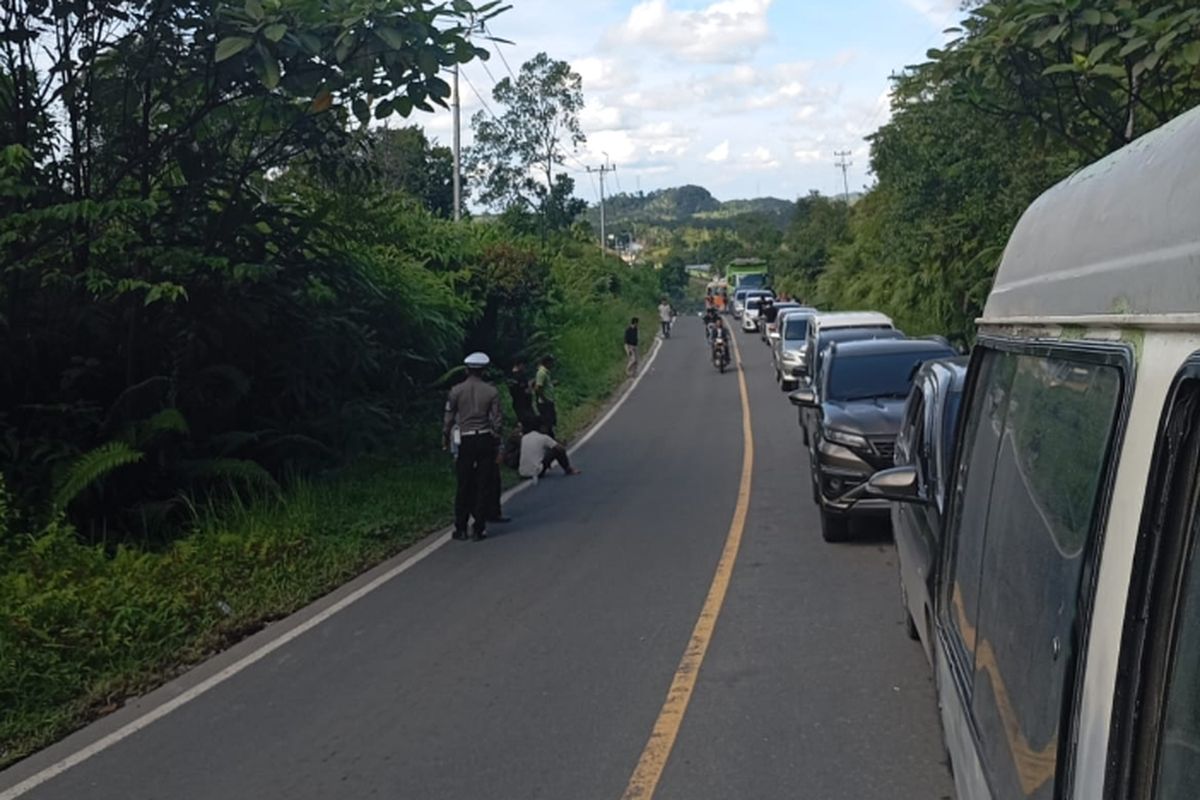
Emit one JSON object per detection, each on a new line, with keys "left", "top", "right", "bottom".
{"left": 834, "top": 150, "right": 852, "bottom": 205}
{"left": 587, "top": 160, "right": 616, "bottom": 252}
{"left": 452, "top": 64, "right": 462, "bottom": 221}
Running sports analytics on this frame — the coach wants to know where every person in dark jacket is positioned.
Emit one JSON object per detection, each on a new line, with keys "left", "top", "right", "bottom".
{"left": 508, "top": 361, "right": 540, "bottom": 432}
{"left": 624, "top": 318, "right": 640, "bottom": 377}
{"left": 443, "top": 352, "right": 502, "bottom": 541}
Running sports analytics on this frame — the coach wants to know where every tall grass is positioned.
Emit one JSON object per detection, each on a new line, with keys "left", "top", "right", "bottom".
{"left": 0, "top": 459, "right": 454, "bottom": 766}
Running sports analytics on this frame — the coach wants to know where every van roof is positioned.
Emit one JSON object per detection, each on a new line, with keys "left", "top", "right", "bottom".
{"left": 984, "top": 105, "right": 1200, "bottom": 326}
{"left": 831, "top": 338, "right": 955, "bottom": 358}
{"left": 812, "top": 311, "right": 894, "bottom": 330}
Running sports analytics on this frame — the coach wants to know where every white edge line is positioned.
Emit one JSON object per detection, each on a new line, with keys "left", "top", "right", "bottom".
{"left": 569, "top": 335, "right": 663, "bottom": 455}
{"left": 0, "top": 335, "right": 666, "bottom": 800}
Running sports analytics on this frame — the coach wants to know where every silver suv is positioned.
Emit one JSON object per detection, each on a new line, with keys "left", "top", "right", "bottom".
{"left": 772, "top": 307, "right": 818, "bottom": 390}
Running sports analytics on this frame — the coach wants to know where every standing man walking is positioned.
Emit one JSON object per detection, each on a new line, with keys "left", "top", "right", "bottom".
{"left": 534, "top": 355, "right": 558, "bottom": 439}
{"left": 443, "top": 352, "right": 502, "bottom": 542}
{"left": 658, "top": 298, "right": 673, "bottom": 339}
{"left": 624, "top": 317, "right": 640, "bottom": 377}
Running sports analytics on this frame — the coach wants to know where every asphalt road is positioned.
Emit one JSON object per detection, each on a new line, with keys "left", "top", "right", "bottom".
{"left": 3, "top": 320, "right": 954, "bottom": 800}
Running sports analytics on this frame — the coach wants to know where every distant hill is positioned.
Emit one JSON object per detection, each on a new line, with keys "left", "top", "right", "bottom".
{"left": 583, "top": 185, "right": 796, "bottom": 231}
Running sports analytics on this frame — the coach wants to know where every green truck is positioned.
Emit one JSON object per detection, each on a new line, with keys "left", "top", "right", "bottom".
{"left": 724, "top": 259, "right": 770, "bottom": 291}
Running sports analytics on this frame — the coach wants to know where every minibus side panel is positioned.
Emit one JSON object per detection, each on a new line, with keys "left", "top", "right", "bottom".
{"left": 939, "top": 635, "right": 992, "bottom": 799}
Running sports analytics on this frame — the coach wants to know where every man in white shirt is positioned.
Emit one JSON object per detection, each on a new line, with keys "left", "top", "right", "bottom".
{"left": 658, "top": 299, "right": 673, "bottom": 338}
{"left": 519, "top": 425, "right": 582, "bottom": 479}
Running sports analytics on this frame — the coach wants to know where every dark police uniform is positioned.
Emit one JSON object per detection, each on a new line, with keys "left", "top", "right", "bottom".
{"left": 444, "top": 370, "right": 502, "bottom": 540}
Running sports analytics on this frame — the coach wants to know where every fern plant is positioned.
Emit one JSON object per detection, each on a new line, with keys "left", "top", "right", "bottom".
{"left": 51, "top": 442, "right": 144, "bottom": 515}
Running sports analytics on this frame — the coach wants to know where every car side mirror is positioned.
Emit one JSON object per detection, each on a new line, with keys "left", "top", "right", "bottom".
{"left": 789, "top": 388, "right": 817, "bottom": 408}
{"left": 864, "top": 465, "right": 927, "bottom": 505}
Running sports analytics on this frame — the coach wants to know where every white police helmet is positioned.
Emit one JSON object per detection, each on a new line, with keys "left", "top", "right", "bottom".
{"left": 464, "top": 352, "right": 491, "bottom": 368}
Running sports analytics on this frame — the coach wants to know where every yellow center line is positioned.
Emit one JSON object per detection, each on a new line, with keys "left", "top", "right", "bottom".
{"left": 620, "top": 329, "right": 754, "bottom": 800}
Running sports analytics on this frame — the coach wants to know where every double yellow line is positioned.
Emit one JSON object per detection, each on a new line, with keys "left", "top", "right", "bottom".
{"left": 621, "top": 331, "right": 755, "bottom": 799}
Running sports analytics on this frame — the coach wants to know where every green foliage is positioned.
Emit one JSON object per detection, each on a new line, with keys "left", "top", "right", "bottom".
{"left": 930, "top": 0, "right": 1200, "bottom": 156}
{"left": 0, "top": 458, "right": 456, "bottom": 767}
{"left": 324, "top": 126, "right": 458, "bottom": 217}
{"left": 52, "top": 443, "right": 144, "bottom": 517}
{"left": 769, "top": 0, "right": 1200, "bottom": 343}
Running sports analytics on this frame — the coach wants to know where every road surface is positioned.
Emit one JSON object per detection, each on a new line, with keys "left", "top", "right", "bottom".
{"left": 2, "top": 321, "right": 954, "bottom": 800}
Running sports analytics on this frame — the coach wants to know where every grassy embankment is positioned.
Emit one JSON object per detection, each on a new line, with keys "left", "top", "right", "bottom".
{"left": 0, "top": 296, "right": 655, "bottom": 768}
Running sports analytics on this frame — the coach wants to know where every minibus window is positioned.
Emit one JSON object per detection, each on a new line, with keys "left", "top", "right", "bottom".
{"left": 942, "top": 350, "right": 1015, "bottom": 682}
{"left": 970, "top": 355, "right": 1121, "bottom": 799}
{"left": 1158, "top": 540, "right": 1200, "bottom": 796}
{"left": 1137, "top": 381, "right": 1200, "bottom": 799}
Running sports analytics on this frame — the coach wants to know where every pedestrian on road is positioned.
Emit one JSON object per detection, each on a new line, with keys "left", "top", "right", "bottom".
{"left": 534, "top": 355, "right": 558, "bottom": 438}
{"left": 443, "top": 352, "right": 502, "bottom": 542}
{"left": 658, "top": 298, "right": 673, "bottom": 338}
{"left": 625, "top": 317, "right": 640, "bottom": 377}
{"left": 519, "top": 424, "right": 581, "bottom": 480}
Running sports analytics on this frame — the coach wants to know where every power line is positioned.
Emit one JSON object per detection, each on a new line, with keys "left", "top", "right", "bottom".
{"left": 476, "top": 53, "right": 502, "bottom": 90}
{"left": 481, "top": 21, "right": 519, "bottom": 84}
{"left": 460, "top": 68, "right": 498, "bottom": 121}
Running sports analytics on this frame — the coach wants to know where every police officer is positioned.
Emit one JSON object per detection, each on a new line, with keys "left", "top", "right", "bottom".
{"left": 443, "top": 352, "right": 502, "bottom": 541}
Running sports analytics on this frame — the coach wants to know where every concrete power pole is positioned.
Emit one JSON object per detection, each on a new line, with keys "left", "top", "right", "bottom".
{"left": 834, "top": 150, "right": 852, "bottom": 205}
{"left": 587, "top": 161, "right": 617, "bottom": 252}
{"left": 452, "top": 65, "right": 462, "bottom": 222}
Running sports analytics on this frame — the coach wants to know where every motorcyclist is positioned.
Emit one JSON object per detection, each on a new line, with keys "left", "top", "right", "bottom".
{"left": 711, "top": 318, "right": 731, "bottom": 366}
{"left": 703, "top": 306, "right": 721, "bottom": 342}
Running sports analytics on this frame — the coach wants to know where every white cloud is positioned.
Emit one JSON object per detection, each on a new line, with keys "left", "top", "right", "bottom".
{"left": 573, "top": 57, "right": 635, "bottom": 93}
{"left": 793, "top": 147, "right": 825, "bottom": 164}
{"left": 705, "top": 140, "right": 730, "bottom": 162}
{"left": 902, "top": 0, "right": 964, "bottom": 30}
{"left": 580, "top": 98, "right": 628, "bottom": 132}
{"left": 692, "top": 61, "right": 835, "bottom": 114}
{"left": 580, "top": 122, "right": 694, "bottom": 168}
{"left": 744, "top": 146, "right": 780, "bottom": 169}
{"left": 641, "top": 121, "right": 692, "bottom": 156}
{"left": 609, "top": 0, "right": 774, "bottom": 64}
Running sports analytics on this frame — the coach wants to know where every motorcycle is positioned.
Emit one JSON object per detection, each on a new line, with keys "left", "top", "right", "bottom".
{"left": 712, "top": 338, "right": 730, "bottom": 373}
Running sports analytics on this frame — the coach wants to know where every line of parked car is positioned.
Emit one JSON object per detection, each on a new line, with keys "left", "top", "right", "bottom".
{"left": 730, "top": 105, "right": 1200, "bottom": 800}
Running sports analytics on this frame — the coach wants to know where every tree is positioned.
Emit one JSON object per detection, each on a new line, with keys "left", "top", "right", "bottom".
{"left": 776, "top": 192, "right": 851, "bottom": 289}
{"left": 929, "top": 1, "right": 1200, "bottom": 158}
{"left": 367, "top": 126, "right": 456, "bottom": 217}
{"left": 467, "top": 52, "right": 586, "bottom": 232}
{"left": 0, "top": 0, "right": 499, "bottom": 532}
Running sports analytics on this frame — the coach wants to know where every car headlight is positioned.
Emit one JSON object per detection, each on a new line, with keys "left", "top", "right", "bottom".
{"left": 781, "top": 350, "right": 804, "bottom": 364}
{"left": 824, "top": 428, "right": 870, "bottom": 449}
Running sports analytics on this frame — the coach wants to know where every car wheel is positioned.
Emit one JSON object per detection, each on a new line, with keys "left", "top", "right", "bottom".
{"left": 820, "top": 509, "right": 850, "bottom": 542}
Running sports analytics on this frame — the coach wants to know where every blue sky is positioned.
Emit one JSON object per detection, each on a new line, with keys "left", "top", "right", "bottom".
{"left": 420, "top": 0, "right": 964, "bottom": 203}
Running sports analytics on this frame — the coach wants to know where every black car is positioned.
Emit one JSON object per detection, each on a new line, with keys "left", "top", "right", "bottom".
{"left": 891, "top": 357, "right": 968, "bottom": 663}
{"left": 794, "top": 326, "right": 907, "bottom": 444}
{"left": 790, "top": 338, "right": 957, "bottom": 542}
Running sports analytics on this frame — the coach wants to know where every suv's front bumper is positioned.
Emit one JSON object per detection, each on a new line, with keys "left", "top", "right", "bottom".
{"left": 779, "top": 358, "right": 807, "bottom": 386}
{"left": 815, "top": 441, "right": 890, "bottom": 515}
